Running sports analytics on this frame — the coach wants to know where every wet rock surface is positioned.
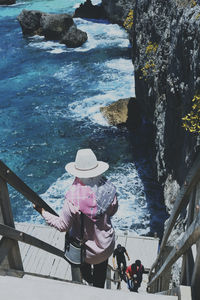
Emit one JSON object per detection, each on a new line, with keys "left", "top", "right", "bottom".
{"left": 100, "top": 97, "right": 141, "bottom": 129}
{"left": 61, "top": 25, "right": 88, "bottom": 47}
{"left": 73, "top": 0, "right": 106, "bottom": 19}
{"left": 0, "top": 0, "right": 15, "bottom": 4}
{"left": 17, "top": 10, "right": 87, "bottom": 47}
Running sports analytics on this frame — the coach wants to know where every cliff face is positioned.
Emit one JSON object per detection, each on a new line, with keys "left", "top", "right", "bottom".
{"left": 102, "top": 0, "right": 200, "bottom": 209}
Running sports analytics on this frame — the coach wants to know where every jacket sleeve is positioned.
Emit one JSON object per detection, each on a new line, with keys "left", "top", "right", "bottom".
{"left": 42, "top": 199, "right": 76, "bottom": 232}
{"left": 107, "top": 195, "right": 118, "bottom": 217}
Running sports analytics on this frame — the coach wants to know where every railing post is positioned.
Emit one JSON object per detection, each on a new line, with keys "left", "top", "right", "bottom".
{"left": 0, "top": 177, "right": 23, "bottom": 275}
{"left": 181, "top": 185, "right": 196, "bottom": 285}
{"left": 106, "top": 267, "right": 111, "bottom": 289}
{"left": 191, "top": 183, "right": 200, "bottom": 300}
{"left": 191, "top": 240, "right": 200, "bottom": 300}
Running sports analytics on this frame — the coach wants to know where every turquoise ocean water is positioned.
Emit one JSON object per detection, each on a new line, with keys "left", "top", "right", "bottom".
{"left": 0, "top": 0, "right": 168, "bottom": 237}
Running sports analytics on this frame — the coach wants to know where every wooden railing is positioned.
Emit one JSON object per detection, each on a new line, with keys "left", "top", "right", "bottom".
{"left": 106, "top": 264, "right": 121, "bottom": 289}
{"left": 147, "top": 153, "right": 200, "bottom": 300}
{"left": 0, "top": 160, "right": 62, "bottom": 275}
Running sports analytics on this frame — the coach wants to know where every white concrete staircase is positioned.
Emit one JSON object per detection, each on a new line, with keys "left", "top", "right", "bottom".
{"left": 0, "top": 275, "right": 178, "bottom": 300}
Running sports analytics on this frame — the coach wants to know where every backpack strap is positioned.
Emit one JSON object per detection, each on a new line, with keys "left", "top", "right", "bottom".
{"left": 80, "top": 212, "right": 84, "bottom": 244}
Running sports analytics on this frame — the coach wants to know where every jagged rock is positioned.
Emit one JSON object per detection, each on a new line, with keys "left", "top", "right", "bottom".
{"left": 40, "top": 13, "right": 74, "bottom": 40}
{"left": 61, "top": 25, "right": 87, "bottom": 48}
{"left": 17, "top": 10, "right": 87, "bottom": 47}
{"left": 0, "top": 0, "right": 15, "bottom": 4}
{"left": 17, "top": 10, "right": 43, "bottom": 36}
{"left": 100, "top": 98, "right": 129, "bottom": 126}
{"left": 73, "top": 0, "right": 106, "bottom": 19}
{"left": 100, "top": 97, "right": 141, "bottom": 128}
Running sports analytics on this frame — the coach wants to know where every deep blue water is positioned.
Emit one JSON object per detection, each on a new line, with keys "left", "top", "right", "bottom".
{"left": 0, "top": 0, "right": 168, "bottom": 238}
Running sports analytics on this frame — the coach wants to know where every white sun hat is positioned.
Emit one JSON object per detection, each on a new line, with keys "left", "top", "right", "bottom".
{"left": 65, "top": 148, "right": 109, "bottom": 178}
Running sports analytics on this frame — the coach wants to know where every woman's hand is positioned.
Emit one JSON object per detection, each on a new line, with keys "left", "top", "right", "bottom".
{"left": 33, "top": 204, "right": 45, "bottom": 214}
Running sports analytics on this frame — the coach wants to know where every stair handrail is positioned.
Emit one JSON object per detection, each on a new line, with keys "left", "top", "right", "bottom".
{"left": 148, "top": 151, "right": 200, "bottom": 297}
{"left": 0, "top": 160, "right": 58, "bottom": 216}
{"left": 148, "top": 210, "right": 200, "bottom": 287}
{"left": 0, "top": 222, "right": 64, "bottom": 258}
{"left": 149, "top": 153, "right": 200, "bottom": 277}
{"left": 0, "top": 159, "right": 64, "bottom": 275}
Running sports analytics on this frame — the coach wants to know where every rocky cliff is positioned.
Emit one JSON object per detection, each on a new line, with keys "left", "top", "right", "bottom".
{"left": 102, "top": 0, "right": 200, "bottom": 211}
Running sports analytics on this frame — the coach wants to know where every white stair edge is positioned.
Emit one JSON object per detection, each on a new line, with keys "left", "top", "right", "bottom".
{"left": 0, "top": 275, "right": 178, "bottom": 300}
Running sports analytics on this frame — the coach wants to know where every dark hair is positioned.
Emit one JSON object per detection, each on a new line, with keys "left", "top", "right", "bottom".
{"left": 117, "top": 244, "right": 121, "bottom": 249}
{"left": 135, "top": 259, "right": 141, "bottom": 266}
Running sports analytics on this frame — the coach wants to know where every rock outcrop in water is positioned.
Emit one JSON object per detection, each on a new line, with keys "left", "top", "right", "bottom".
{"left": 73, "top": 0, "right": 106, "bottom": 19}
{"left": 17, "top": 10, "right": 87, "bottom": 48}
{"left": 100, "top": 97, "right": 141, "bottom": 129}
{"left": 101, "top": 0, "right": 200, "bottom": 210}
{"left": 0, "top": 0, "right": 15, "bottom": 4}
{"left": 74, "top": 0, "right": 131, "bottom": 25}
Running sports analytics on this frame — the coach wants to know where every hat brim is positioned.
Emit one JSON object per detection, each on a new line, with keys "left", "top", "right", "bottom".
{"left": 65, "top": 161, "right": 109, "bottom": 178}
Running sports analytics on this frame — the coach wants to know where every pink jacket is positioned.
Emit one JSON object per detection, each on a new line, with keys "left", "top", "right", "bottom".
{"left": 42, "top": 178, "right": 118, "bottom": 264}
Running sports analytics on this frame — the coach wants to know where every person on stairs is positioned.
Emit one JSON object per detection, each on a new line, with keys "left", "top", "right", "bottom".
{"left": 126, "top": 259, "right": 147, "bottom": 292}
{"left": 112, "top": 244, "right": 130, "bottom": 282}
{"left": 34, "top": 148, "right": 118, "bottom": 289}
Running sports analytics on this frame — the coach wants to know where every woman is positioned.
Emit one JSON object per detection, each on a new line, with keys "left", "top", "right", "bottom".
{"left": 34, "top": 148, "right": 118, "bottom": 288}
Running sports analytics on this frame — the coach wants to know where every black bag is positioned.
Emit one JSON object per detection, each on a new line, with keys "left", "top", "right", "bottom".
{"left": 64, "top": 212, "right": 85, "bottom": 266}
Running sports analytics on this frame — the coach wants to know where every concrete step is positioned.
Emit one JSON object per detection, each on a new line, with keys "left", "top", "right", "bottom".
{"left": 0, "top": 275, "right": 178, "bottom": 300}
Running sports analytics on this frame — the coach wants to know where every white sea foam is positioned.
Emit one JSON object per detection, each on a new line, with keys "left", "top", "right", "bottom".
{"left": 105, "top": 58, "right": 134, "bottom": 73}
{"left": 34, "top": 104, "right": 70, "bottom": 120}
{"left": 28, "top": 35, "right": 45, "bottom": 41}
{"left": 68, "top": 91, "right": 135, "bottom": 126}
{"left": 26, "top": 18, "right": 130, "bottom": 54}
{"left": 49, "top": 48, "right": 66, "bottom": 54}
{"left": 0, "top": 2, "right": 25, "bottom": 6}
{"left": 91, "top": 0, "right": 101, "bottom": 4}
{"left": 28, "top": 38, "right": 67, "bottom": 53}
{"left": 10, "top": 2, "right": 26, "bottom": 6}
{"left": 32, "top": 163, "right": 150, "bottom": 235}
{"left": 109, "top": 163, "right": 150, "bottom": 235}
{"left": 68, "top": 93, "right": 118, "bottom": 126}
{"left": 53, "top": 63, "right": 75, "bottom": 81}
{"left": 30, "top": 173, "right": 73, "bottom": 223}
{"left": 66, "top": 58, "right": 135, "bottom": 125}
{"left": 53, "top": 55, "right": 135, "bottom": 126}
{"left": 72, "top": 19, "right": 130, "bottom": 52}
